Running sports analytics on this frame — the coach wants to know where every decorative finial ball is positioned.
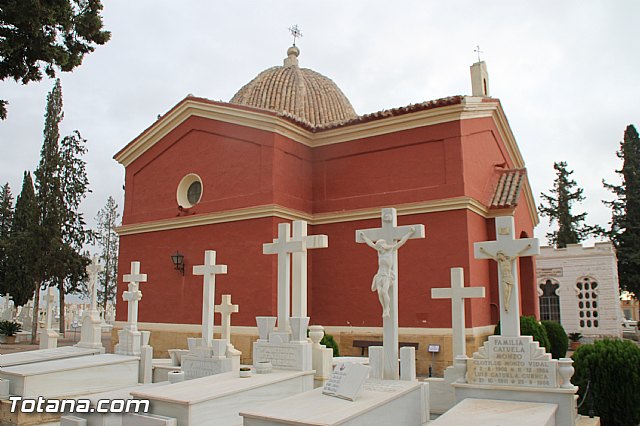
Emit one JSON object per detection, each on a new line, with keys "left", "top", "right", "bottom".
{"left": 287, "top": 46, "right": 300, "bottom": 58}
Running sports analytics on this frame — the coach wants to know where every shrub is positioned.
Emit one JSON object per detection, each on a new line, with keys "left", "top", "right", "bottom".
{"left": 0, "top": 320, "right": 21, "bottom": 337}
{"left": 541, "top": 320, "right": 568, "bottom": 358}
{"left": 321, "top": 333, "right": 340, "bottom": 357}
{"left": 494, "top": 316, "right": 550, "bottom": 352}
{"left": 572, "top": 339, "right": 640, "bottom": 426}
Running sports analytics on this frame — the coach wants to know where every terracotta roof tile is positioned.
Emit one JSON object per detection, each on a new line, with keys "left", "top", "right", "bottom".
{"left": 490, "top": 168, "right": 527, "bottom": 209}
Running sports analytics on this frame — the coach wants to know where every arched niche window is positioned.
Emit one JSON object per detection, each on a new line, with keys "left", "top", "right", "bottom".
{"left": 576, "top": 277, "right": 599, "bottom": 328}
{"left": 538, "top": 279, "right": 561, "bottom": 322}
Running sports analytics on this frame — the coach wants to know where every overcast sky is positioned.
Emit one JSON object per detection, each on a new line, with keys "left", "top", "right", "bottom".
{"left": 0, "top": 1, "right": 638, "bottom": 248}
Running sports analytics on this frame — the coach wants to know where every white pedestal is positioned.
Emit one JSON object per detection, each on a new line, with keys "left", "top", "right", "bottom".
{"left": 0, "top": 354, "right": 139, "bottom": 397}
{"left": 240, "top": 380, "right": 427, "bottom": 426}
{"left": 75, "top": 310, "right": 104, "bottom": 351}
{"left": 131, "top": 369, "right": 314, "bottom": 426}
{"left": 39, "top": 329, "right": 58, "bottom": 349}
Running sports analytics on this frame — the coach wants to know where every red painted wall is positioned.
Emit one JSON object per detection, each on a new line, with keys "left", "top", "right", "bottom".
{"left": 117, "top": 105, "right": 536, "bottom": 330}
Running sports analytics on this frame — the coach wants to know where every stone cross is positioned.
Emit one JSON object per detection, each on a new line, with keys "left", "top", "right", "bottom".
{"left": 291, "top": 220, "right": 328, "bottom": 318}
{"left": 193, "top": 250, "right": 228, "bottom": 347}
{"left": 432, "top": 268, "right": 485, "bottom": 359}
{"left": 263, "top": 223, "right": 305, "bottom": 332}
{"left": 87, "top": 256, "right": 104, "bottom": 312}
{"left": 214, "top": 294, "right": 238, "bottom": 343}
{"left": 122, "top": 261, "right": 147, "bottom": 330}
{"left": 355, "top": 208, "right": 425, "bottom": 379}
{"left": 44, "top": 288, "right": 56, "bottom": 330}
{"left": 474, "top": 216, "right": 539, "bottom": 337}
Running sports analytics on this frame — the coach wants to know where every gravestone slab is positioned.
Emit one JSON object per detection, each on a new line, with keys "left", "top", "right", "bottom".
{"left": 240, "top": 380, "right": 428, "bottom": 426}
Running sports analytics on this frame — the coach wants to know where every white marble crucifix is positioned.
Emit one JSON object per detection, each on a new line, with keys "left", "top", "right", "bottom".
{"left": 291, "top": 220, "right": 328, "bottom": 318}
{"left": 356, "top": 207, "right": 425, "bottom": 380}
{"left": 122, "top": 261, "right": 147, "bottom": 331}
{"left": 215, "top": 294, "right": 238, "bottom": 344}
{"left": 263, "top": 222, "right": 305, "bottom": 332}
{"left": 87, "top": 255, "right": 104, "bottom": 312}
{"left": 432, "top": 268, "right": 485, "bottom": 359}
{"left": 193, "top": 250, "right": 228, "bottom": 347}
{"left": 474, "top": 216, "right": 539, "bottom": 337}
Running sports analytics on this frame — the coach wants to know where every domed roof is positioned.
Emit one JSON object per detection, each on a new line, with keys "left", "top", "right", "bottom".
{"left": 230, "top": 46, "right": 358, "bottom": 128}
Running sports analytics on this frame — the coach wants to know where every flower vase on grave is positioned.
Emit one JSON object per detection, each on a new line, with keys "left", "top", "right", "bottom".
{"left": 256, "top": 317, "right": 277, "bottom": 341}
{"left": 289, "top": 317, "right": 310, "bottom": 343}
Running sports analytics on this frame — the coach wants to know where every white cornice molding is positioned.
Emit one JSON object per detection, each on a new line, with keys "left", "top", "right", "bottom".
{"left": 116, "top": 197, "right": 489, "bottom": 236}
{"left": 114, "top": 96, "right": 538, "bottom": 226}
{"left": 115, "top": 97, "right": 513, "bottom": 166}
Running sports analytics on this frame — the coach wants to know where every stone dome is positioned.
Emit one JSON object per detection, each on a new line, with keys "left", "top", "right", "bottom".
{"left": 230, "top": 46, "right": 357, "bottom": 128}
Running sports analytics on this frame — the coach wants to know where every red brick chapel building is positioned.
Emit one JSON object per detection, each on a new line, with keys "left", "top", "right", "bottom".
{"left": 113, "top": 45, "right": 539, "bottom": 374}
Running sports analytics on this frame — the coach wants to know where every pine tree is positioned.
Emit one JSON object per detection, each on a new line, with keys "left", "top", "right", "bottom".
{"left": 539, "top": 161, "right": 599, "bottom": 248}
{"left": 604, "top": 125, "right": 640, "bottom": 296}
{"left": 6, "top": 173, "right": 39, "bottom": 308}
{"left": 95, "top": 196, "right": 119, "bottom": 312}
{"left": 0, "top": 184, "right": 14, "bottom": 294}
{"left": 0, "top": 0, "right": 110, "bottom": 119}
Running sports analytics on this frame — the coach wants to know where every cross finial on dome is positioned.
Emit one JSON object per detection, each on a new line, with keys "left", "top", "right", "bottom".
{"left": 289, "top": 25, "right": 303, "bottom": 47}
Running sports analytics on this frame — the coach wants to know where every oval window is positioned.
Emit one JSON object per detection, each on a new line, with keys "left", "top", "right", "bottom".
{"left": 177, "top": 174, "right": 203, "bottom": 208}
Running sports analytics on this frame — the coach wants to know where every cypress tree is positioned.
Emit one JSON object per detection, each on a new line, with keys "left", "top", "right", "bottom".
{"left": 539, "top": 161, "right": 599, "bottom": 248}
{"left": 604, "top": 125, "right": 640, "bottom": 297}
{"left": 0, "top": 184, "right": 14, "bottom": 294}
{"left": 6, "top": 173, "right": 39, "bottom": 308}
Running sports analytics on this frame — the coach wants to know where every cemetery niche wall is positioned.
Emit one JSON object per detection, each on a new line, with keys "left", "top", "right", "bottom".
{"left": 536, "top": 242, "right": 623, "bottom": 339}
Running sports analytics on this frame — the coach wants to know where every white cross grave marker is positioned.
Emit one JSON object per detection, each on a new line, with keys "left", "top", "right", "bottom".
{"left": 356, "top": 208, "right": 425, "bottom": 380}
{"left": 193, "top": 250, "right": 228, "bottom": 347}
{"left": 432, "top": 268, "right": 485, "bottom": 359}
{"left": 263, "top": 223, "right": 305, "bottom": 332}
{"left": 122, "top": 261, "right": 147, "bottom": 331}
{"left": 291, "top": 220, "right": 328, "bottom": 318}
{"left": 87, "top": 255, "right": 104, "bottom": 312}
{"left": 474, "top": 216, "right": 539, "bottom": 336}
{"left": 215, "top": 294, "right": 238, "bottom": 344}
{"left": 44, "top": 288, "right": 56, "bottom": 330}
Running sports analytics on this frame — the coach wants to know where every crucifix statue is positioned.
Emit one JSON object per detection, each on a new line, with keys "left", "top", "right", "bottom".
{"left": 474, "top": 216, "right": 539, "bottom": 336}
{"left": 356, "top": 208, "right": 425, "bottom": 379}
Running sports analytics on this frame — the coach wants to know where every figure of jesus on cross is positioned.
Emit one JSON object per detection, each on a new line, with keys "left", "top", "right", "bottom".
{"left": 474, "top": 216, "right": 539, "bottom": 337}
{"left": 359, "top": 226, "right": 416, "bottom": 318}
{"left": 479, "top": 245, "right": 531, "bottom": 312}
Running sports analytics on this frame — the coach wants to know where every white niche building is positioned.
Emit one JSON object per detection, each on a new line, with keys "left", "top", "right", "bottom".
{"left": 536, "top": 242, "right": 623, "bottom": 339}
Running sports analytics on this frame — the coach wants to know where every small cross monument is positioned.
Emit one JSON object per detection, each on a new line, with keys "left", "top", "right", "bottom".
{"left": 193, "top": 250, "right": 228, "bottom": 347}
{"left": 291, "top": 220, "right": 328, "bottom": 318}
{"left": 356, "top": 208, "right": 425, "bottom": 379}
{"left": 115, "top": 261, "right": 147, "bottom": 356}
{"left": 87, "top": 255, "right": 104, "bottom": 312}
{"left": 432, "top": 268, "right": 485, "bottom": 359}
{"left": 76, "top": 255, "right": 106, "bottom": 351}
{"left": 215, "top": 294, "right": 238, "bottom": 350}
{"left": 263, "top": 223, "right": 305, "bottom": 334}
{"left": 39, "top": 287, "right": 59, "bottom": 349}
{"left": 474, "top": 216, "right": 539, "bottom": 336}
